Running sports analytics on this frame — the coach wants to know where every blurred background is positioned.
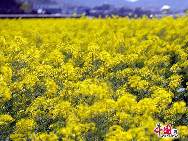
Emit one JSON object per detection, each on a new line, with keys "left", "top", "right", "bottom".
{"left": 1, "top": 0, "right": 188, "bottom": 18}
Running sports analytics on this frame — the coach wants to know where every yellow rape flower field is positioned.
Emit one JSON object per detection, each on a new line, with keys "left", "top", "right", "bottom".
{"left": 0, "top": 17, "right": 188, "bottom": 141}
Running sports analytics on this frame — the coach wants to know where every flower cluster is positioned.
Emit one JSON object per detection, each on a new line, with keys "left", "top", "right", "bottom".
{"left": 0, "top": 17, "right": 188, "bottom": 140}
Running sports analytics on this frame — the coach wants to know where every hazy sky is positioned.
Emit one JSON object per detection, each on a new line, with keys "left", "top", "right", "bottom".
{"left": 126, "top": 0, "right": 139, "bottom": 2}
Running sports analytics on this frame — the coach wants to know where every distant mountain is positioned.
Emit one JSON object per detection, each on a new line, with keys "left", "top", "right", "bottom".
{"left": 55, "top": 0, "right": 188, "bottom": 11}
{"left": 56, "top": 0, "right": 131, "bottom": 7}
{"left": 128, "top": 0, "right": 188, "bottom": 11}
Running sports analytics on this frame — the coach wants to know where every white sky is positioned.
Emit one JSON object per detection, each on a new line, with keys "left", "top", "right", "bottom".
{"left": 126, "top": 0, "right": 139, "bottom": 2}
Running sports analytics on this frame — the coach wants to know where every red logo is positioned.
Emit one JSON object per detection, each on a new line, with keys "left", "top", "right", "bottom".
{"left": 154, "top": 123, "right": 178, "bottom": 138}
